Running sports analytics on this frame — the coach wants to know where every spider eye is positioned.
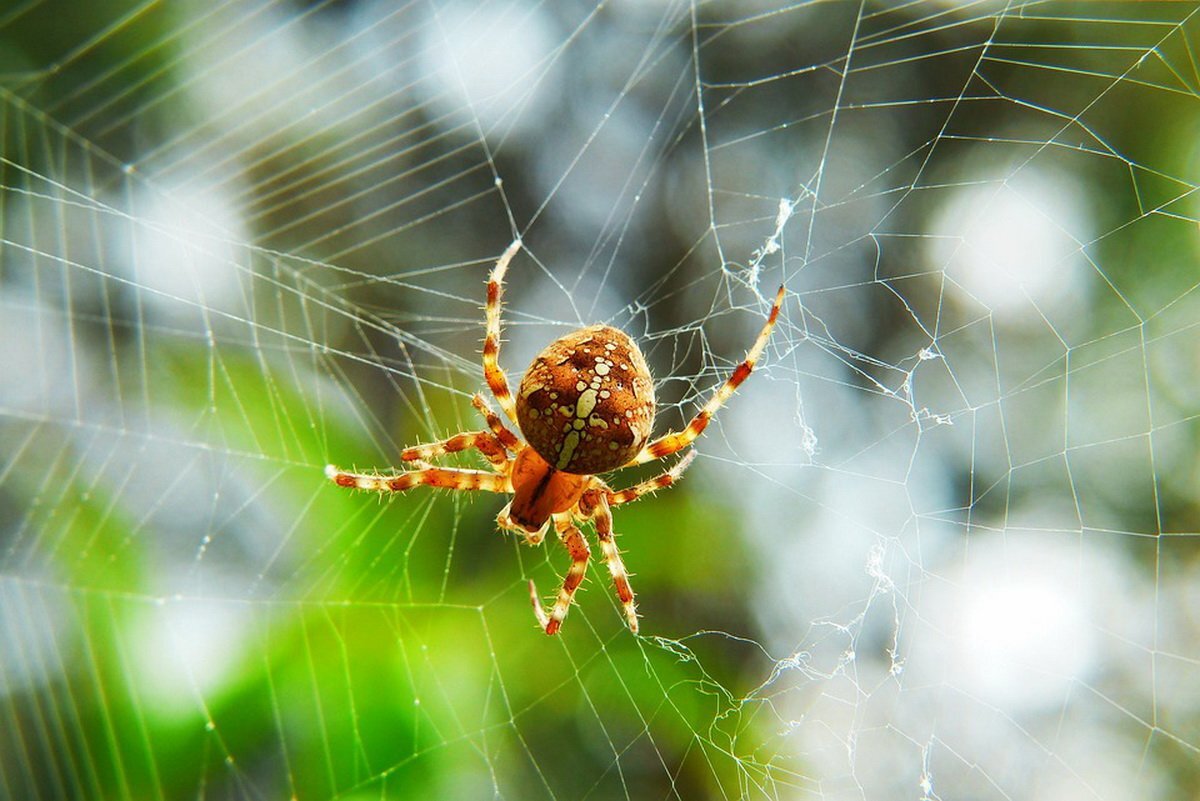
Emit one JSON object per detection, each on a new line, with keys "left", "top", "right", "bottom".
{"left": 517, "top": 325, "right": 655, "bottom": 475}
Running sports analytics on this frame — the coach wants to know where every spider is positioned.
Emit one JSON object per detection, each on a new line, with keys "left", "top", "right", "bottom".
{"left": 326, "top": 239, "right": 784, "bottom": 635}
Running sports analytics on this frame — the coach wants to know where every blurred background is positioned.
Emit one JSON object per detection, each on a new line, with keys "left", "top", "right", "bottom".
{"left": 1, "top": 1, "right": 1199, "bottom": 799}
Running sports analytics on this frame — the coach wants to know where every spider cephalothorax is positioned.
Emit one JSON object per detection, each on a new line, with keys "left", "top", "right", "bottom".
{"left": 327, "top": 239, "right": 784, "bottom": 634}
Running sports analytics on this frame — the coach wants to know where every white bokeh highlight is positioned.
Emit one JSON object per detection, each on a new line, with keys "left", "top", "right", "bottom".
{"left": 930, "top": 169, "right": 1093, "bottom": 321}
{"left": 416, "top": 2, "right": 559, "bottom": 139}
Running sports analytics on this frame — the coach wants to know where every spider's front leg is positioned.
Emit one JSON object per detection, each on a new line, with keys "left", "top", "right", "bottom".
{"left": 577, "top": 454, "right": 697, "bottom": 634}
{"left": 529, "top": 514, "right": 591, "bottom": 635}
{"left": 578, "top": 490, "right": 640, "bottom": 634}
{"left": 325, "top": 465, "right": 510, "bottom": 493}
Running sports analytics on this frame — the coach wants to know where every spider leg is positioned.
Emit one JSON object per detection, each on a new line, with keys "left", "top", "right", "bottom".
{"left": 325, "top": 464, "right": 510, "bottom": 493}
{"left": 400, "top": 430, "right": 510, "bottom": 467}
{"left": 471, "top": 392, "right": 521, "bottom": 451}
{"left": 579, "top": 490, "right": 639, "bottom": 634}
{"left": 629, "top": 284, "right": 785, "bottom": 465}
{"left": 483, "top": 238, "right": 523, "bottom": 427}
{"left": 529, "top": 514, "right": 591, "bottom": 635}
{"left": 605, "top": 450, "right": 696, "bottom": 507}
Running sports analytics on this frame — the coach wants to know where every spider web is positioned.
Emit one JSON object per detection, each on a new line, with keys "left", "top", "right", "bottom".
{"left": 2, "top": 1, "right": 1199, "bottom": 798}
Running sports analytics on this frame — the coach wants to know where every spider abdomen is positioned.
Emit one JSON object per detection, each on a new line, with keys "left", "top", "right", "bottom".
{"left": 516, "top": 325, "right": 655, "bottom": 474}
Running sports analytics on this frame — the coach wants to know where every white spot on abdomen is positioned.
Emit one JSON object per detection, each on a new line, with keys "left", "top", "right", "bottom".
{"left": 576, "top": 388, "right": 598, "bottom": 419}
{"left": 557, "top": 430, "right": 580, "bottom": 469}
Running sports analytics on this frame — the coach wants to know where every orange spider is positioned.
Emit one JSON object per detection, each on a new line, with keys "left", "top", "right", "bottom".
{"left": 326, "top": 240, "right": 784, "bottom": 634}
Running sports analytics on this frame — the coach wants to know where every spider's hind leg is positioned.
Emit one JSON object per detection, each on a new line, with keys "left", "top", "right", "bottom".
{"left": 399, "top": 430, "right": 510, "bottom": 467}
{"left": 631, "top": 284, "right": 785, "bottom": 465}
{"left": 483, "top": 239, "right": 523, "bottom": 426}
{"left": 606, "top": 450, "right": 696, "bottom": 507}
{"left": 472, "top": 393, "right": 521, "bottom": 451}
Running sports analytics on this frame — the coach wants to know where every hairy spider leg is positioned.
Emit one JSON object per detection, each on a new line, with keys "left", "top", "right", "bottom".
{"left": 471, "top": 392, "right": 521, "bottom": 451}
{"left": 606, "top": 450, "right": 696, "bottom": 507}
{"left": 581, "top": 491, "right": 639, "bottom": 633}
{"left": 483, "top": 238, "right": 523, "bottom": 427}
{"left": 630, "top": 284, "right": 785, "bottom": 465}
{"left": 325, "top": 465, "right": 510, "bottom": 493}
{"left": 529, "top": 515, "right": 591, "bottom": 635}
{"left": 400, "top": 431, "right": 510, "bottom": 467}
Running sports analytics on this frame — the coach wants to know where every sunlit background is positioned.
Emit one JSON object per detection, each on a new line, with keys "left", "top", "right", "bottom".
{"left": 2, "top": 1, "right": 1199, "bottom": 799}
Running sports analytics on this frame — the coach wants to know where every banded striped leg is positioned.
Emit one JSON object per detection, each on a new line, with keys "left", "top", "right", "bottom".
{"left": 471, "top": 393, "right": 521, "bottom": 451}
{"left": 606, "top": 450, "right": 696, "bottom": 507}
{"left": 630, "top": 284, "right": 786, "bottom": 465}
{"left": 581, "top": 492, "right": 639, "bottom": 633}
{"left": 483, "top": 238, "right": 523, "bottom": 426}
{"left": 399, "top": 431, "right": 510, "bottom": 467}
{"left": 325, "top": 465, "right": 510, "bottom": 493}
{"left": 529, "top": 515, "right": 590, "bottom": 635}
